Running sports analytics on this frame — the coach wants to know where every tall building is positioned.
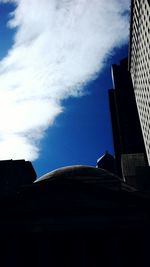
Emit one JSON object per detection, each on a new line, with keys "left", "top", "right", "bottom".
{"left": 109, "top": 58, "right": 147, "bottom": 184}
{"left": 108, "top": 0, "right": 150, "bottom": 187}
{"left": 128, "top": 0, "right": 150, "bottom": 164}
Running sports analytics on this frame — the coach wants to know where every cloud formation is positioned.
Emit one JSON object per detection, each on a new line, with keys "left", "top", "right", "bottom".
{"left": 0, "top": 0, "right": 129, "bottom": 160}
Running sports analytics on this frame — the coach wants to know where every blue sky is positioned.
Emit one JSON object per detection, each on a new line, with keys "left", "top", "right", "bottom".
{"left": 33, "top": 44, "right": 128, "bottom": 176}
{"left": 0, "top": 0, "right": 129, "bottom": 177}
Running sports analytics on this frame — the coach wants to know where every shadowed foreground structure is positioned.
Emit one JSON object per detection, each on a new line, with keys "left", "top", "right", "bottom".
{"left": 0, "top": 163, "right": 150, "bottom": 266}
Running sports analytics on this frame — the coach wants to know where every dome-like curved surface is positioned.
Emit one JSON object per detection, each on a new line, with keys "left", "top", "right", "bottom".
{"left": 34, "top": 165, "right": 120, "bottom": 184}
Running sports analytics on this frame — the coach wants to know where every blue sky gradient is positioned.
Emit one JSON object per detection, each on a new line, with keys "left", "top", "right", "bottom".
{"left": 33, "top": 44, "right": 128, "bottom": 176}
{"left": 0, "top": 3, "right": 15, "bottom": 59}
{"left": 0, "top": 1, "right": 129, "bottom": 177}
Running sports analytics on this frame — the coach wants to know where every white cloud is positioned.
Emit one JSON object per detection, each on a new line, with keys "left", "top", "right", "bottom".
{"left": 0, "top": 0, "right": 129, "bottom": 160}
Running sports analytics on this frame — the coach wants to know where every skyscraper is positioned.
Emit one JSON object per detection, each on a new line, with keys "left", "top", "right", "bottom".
{"left": 128, "top": 0, "right": 150, "bottom": 164}
{"left": 109, "top": 58, "right": 147, "bottom": 185}
{"left": 108, "top": 0, "right": 150, "bottom": 187}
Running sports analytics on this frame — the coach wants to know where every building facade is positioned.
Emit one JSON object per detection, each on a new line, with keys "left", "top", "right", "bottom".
{"left": 128, "top": 0, "right": 150, "bottom": 164}
{"left": 1, "top": 164, "right": 150, "bottom": 267}
{"left": 108, "top": 58, "right": 147, "bottom": 184}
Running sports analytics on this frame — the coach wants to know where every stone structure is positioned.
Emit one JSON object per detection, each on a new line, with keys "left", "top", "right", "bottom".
{"left": 0, "top": 163, "right": 150, "bottom": 266}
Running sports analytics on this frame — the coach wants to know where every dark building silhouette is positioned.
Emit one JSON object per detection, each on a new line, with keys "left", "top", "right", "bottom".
{"left": 0, "top": 163, "right": 150, "bottom": 266}
{"left": 108, "top": 58, "right": 148, "bottom": 186}
{"left": 96, "top": 151, "right": 116, "bottom": 174}
{"left": 0, "top": 159, "right": 36, "bottom": 195}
